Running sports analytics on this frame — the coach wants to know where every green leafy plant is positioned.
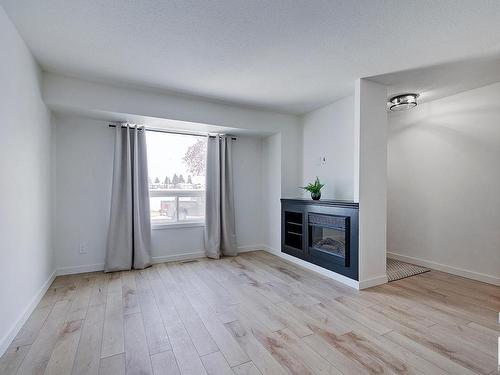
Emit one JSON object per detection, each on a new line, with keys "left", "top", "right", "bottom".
{"left": 301, "top": 177, "right": 324, "bottom": 194}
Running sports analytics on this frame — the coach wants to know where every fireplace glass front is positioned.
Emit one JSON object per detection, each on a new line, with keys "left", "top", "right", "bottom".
{"left": 308, "top": 213, "right": 349, "bottom": 265}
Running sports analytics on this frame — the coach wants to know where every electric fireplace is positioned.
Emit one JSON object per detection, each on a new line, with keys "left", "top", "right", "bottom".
{"left": 281, "top": 199, "right": 358, "bottom": 280}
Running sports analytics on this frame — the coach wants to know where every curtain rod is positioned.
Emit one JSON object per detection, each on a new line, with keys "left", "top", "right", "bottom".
{"left": 108, "top": 124, "right": 237, "bottom": 140}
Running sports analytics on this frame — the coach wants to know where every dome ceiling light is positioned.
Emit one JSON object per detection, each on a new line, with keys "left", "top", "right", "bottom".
{"left": 388, "top": 93, "right": 419, "bottom": 111}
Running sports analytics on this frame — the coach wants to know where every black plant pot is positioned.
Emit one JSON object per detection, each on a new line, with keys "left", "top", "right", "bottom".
{"left": 311, "top": 191, "right": 321, "bottom": 200}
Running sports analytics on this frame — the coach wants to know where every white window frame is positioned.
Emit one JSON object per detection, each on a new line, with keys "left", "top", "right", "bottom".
{"left": 150, "top": 188, "right": 205, "bottom": 230}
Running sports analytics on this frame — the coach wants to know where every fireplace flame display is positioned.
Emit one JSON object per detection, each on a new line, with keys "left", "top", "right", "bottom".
{"left": 314, "top": 237, "right": 345, "bottom": 258}
{"left": 308, "top": 212, "right": 349, "bottom": 265}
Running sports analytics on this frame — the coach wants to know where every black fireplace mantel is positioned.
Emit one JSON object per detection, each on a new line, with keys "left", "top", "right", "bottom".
{"left": 281, "top": 198, "right": 359, "bottom": 280}
{"left": 281, "top": 198, "right": 359, "bottom": 208}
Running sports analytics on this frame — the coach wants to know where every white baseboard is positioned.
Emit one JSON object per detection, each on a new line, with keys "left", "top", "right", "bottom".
{"left": 56, "top": 263, "right": 105, "bottom": 276}
{"left": 55, "top": 252, "right": 206, "bottom": 276}
{"left": 152, "top": 246, "right": 267, "bottom": 262}
{"left": 237, "top": 245, "right": 266, "bottom": 253}
{"left": 261, "top": 246, "right": 361, "bottom": 290}
{"left": 358, "top": 275, "right": 388, "bottom": 289}
{"left": 387, "top": 251, "right": 500, "bottom": 286}
{"left": 152, "top": 251, "right": 206, "bottom": 264}
{"left": 0, "top": 269, "right": 56, "bottom": 357}
{"left": 55, "top": 246, "right": 266, "bottom": 277}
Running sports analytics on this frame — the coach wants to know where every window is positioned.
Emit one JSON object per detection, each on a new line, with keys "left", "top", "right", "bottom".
{"left": 146, "top": 131, "right": 207, "bottom": 227}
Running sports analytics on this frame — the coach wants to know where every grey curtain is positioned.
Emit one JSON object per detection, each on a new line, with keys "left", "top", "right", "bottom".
{"left": 204, "top": 135, "right": 237, "bottom": 259}
{"left": 105, "top": 124, "right": 152, "bottom": 272}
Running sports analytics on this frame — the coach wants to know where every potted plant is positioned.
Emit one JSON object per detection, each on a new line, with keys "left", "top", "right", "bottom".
{"left": 301, "top": 177, "right": 324, "bottom": 200}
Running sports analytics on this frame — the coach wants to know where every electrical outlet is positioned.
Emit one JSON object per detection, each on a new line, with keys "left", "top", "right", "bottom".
{"left": 79, "top": 243, "right": 87, "bottom": 254}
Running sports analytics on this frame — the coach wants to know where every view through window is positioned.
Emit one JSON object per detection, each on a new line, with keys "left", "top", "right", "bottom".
{"left": 146, "top": 131, "right": 207, "bottom": 225}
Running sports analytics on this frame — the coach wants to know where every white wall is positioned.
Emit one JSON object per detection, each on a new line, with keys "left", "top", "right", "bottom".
{"left": 42, "top": 73, "right": 300, "bottom": 136}
{"left": 262, "top": 134, "right": 282, "bottom": 252}
{"left": 53, "top": 115, "right": 265, "bottom": 272}
{"left": 233, "top": 135, "right": 264, "bottom": 248}
{"left": 280, "top": 127, "right": 303, "bottom": 199}
{"left": 301, "top": 96, "right": 354, "bottom": 199}
{"left": 0, "top": 7, "right": 54, "bottom": 355}
{"left": 387, "top": 82, "right": 500, "bottom": 285}
{"left": 355, "top": 79, "right": 388, "bottom": 288}
{"left": 53, "top": 116, "right": 114, "bottom": 272}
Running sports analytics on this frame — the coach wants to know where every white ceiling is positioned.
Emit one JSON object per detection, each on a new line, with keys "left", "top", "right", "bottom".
{"left": 370, "top": 53, "right": 500, "bottom": 107}
{"left": 2, "top": 0, "right": 500, "bottom": 114}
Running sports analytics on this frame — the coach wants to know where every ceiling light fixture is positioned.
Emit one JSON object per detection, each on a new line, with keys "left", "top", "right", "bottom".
{"left": 388, "top": 93, "right": 419, "bottom": 111}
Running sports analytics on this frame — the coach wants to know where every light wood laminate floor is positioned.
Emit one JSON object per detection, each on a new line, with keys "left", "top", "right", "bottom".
{"left": 1, "top": 251, "right": 499, "bottom": 375}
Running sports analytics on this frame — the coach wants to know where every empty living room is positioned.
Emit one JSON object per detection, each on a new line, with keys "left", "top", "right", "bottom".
{"left": 1, "top": 1, "right": 499, "bottom": 374}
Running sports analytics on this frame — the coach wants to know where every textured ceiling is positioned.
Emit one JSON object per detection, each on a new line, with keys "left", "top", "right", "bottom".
{"left": 370, "top": 53, "right": 500, "bottom": 107}
{"left": 2, "top": 0, "right": 500, "bottom": 114}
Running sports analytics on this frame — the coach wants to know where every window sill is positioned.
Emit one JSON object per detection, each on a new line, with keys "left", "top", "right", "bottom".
{"left": 152, "top": 222, "right": 205, "bottom": 230}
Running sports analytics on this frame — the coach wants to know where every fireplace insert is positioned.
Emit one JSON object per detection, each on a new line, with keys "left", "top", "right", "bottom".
{"left": 308, "top": 213, "right": 349, "bottom": 266}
